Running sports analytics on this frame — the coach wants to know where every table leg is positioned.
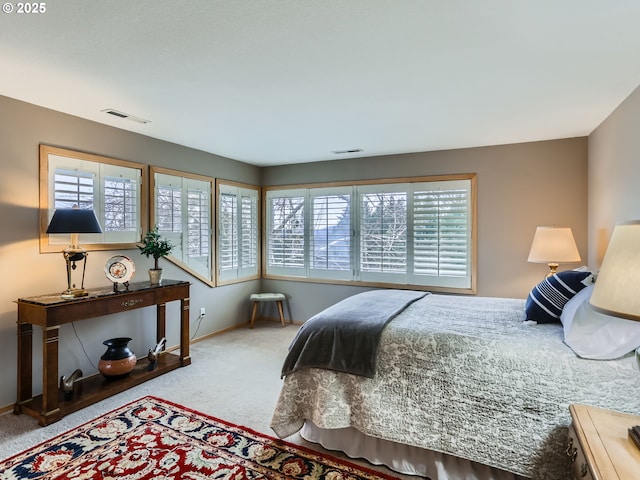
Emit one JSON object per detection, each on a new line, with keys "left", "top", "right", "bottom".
{"left": 180, "top": 296, "right": 191, "bottom": 366}
{"left": 157, "top": 302, "right": 166, "bottom": 347}
{"left": 14, "top": 322, "right": 33, "bottom": 414}
{"left": 41, "top": 326, "right": 61, "bottom": 425}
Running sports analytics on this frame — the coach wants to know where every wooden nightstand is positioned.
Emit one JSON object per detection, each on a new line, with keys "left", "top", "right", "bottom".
{"left": 568, "top": 404, "right": 640, "bottom": 479}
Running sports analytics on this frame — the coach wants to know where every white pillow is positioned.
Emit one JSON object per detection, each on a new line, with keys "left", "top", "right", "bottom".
{"left": 560, "top": 284, "right": 640, "bottom": 359}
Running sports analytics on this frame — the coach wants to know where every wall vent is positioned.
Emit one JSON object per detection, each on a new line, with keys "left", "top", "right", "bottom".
{"left": 331, "top": 148, "right": 363, "bottom": 155}
{"left": 102, "top": 109, "right": 151, "bottom": 124}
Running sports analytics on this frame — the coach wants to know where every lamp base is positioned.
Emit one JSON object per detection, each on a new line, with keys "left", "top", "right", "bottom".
{"left": 61, "top": 288, "right": 89, "bottom": 299}
{"left": 60, "top": 247, "right": 89, "bottom": 298}
{"left": 546, "top": 262, "right": 560, "bottom": 277}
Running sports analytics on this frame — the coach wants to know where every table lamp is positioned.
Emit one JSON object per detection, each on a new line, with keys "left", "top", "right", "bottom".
{"left": 528, "top": 226, "right": 581, "bottom": 276}
{"left": 46, "top": 207, "right": 103, "bottom": 298}
{"left": 589, "top": 221, "right": 640, "bottom": 321}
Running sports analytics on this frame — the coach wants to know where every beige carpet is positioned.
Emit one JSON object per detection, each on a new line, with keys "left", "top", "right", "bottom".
{"left": 0, "top": 322, "right": 415, "bottom": 479}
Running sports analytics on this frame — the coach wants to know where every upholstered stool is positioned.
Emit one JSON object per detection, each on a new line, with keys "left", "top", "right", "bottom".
{"left": 249, "top": 293, "right": 288, "bottom": 328}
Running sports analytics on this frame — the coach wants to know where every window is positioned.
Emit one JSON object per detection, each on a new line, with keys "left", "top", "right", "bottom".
{"left": 40, "top": 145, "right": 147, "bottom": 253}
{"left": 359, "top": 186, "right": 408, "bottom": 279}
{"left": 264, "top": 175, "right": 476, "bottom": 292}
{"left": 309, "top": 187, "right": 352, "bottom": 280}
{"left": 188, "top": 189, "right": 210, "bottom": 259}
{"left": 413, "top": 183, "right": 471, "bottom": 282}
{"left": 266, "top": 189, "right": 305, "bottom": 277}
{"left": 53, "top": 169, "right": 94, "bottom": 210}
{"left": 103, "top": 174, "right": 138, "bottom": 234}
{"left": 217, "top": 181, "right": 260, "bottom": 284}
{"left": 152, "top": 167, "right": 214, "bottom": 285}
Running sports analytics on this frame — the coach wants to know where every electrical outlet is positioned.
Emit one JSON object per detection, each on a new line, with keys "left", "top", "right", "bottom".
{"left": 200, "top": 307, "right": 206, "bottom": 316}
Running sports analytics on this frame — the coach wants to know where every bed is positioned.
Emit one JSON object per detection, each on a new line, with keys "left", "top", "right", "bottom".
{"left": 270, "top": 289, "right": 640, "bottom": 480}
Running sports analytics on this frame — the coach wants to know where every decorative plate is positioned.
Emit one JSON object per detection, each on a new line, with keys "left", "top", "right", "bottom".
{"left": 105, "top": 255, "right": 135, "bottom": 284}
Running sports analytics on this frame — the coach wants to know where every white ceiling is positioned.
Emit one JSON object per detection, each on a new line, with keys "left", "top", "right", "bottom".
{"left": 2, "top": 1, "right": 640, "bottom": 166}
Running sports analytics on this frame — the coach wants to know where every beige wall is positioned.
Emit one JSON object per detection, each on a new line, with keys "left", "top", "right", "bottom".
{"left": 588, "top": 84, "right": 640, "bottom": 266}
{"left": 263, "top": 138, "right": 588, "bottom": 321}
{"left": 0, "top": 96, "right": 261, "bottom": 410}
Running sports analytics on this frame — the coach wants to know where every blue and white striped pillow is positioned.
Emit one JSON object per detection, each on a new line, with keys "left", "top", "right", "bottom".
{"left": 525, "top": 270, "right": 592, "bottom": 324}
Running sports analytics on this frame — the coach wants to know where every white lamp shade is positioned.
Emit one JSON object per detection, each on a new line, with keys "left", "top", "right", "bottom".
{"left": 527, "top": 226, "right": 581, "bottom": 263}
{"left": 590, "top": 221, "right": 640, "bottom": 321}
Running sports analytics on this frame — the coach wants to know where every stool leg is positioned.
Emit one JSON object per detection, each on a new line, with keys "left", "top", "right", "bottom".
{"left": 277, "top": 300, "right": 285, "bottom": 327}
{"left": 250, "top": 301, "right": 259, "bottom": 328}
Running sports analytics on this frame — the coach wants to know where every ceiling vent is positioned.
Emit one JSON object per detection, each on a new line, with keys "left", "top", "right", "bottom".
{"left": 331, "top": 148, "right": 363, "bottom": 155}
{"left": 102, "top": 109, "right": 151, "bottom": 124}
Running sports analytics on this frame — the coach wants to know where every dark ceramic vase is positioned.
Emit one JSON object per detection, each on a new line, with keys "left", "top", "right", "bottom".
{"left": 98, "top": 337, "right": 137, "bottom": 378}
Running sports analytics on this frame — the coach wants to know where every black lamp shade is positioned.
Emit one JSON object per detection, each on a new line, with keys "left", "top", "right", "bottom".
{"left": 46, "top": 209, "right": 103, "bottom": 234}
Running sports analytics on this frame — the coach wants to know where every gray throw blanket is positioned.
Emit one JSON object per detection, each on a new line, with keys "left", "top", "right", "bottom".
{"left": 281, "top": 289, "right": 428, "bottom": 378}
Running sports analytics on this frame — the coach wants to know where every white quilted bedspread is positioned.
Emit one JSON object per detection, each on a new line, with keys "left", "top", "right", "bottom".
{"left": 271, "top": 294, "right": 640, "bottom": 479}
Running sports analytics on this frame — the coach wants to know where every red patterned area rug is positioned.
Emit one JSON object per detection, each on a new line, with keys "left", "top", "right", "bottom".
{"left": 0, "top": 396, "right": 399, "bottom": 480}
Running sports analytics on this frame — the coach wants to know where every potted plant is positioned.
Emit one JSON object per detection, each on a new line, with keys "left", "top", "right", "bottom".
{"left": 138, "top": 227, "right": 173, "bottom": 284}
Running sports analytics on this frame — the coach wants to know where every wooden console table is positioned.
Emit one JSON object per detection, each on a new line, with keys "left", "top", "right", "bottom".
{"left": 14, "top": 280, "right": 191, "bottom": 426}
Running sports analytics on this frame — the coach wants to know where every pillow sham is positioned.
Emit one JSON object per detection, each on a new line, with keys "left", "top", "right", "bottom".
{"left": 561, "top": 285, "right": 640, "bottom": 359}
{"left": 524, "top": 270, "right": 592, "bottom": 324}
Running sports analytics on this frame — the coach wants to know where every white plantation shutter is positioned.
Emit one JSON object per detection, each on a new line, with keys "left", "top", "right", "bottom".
{"left": 412, "top": 180, "right": 471, "bottom": 288}
{"left": 182, "top": 178, "right": 211, "bottom": 278}
{"left": 265, "top": 176, "right": 473, "bottom": 290}
{"left": 218, "top": 183, "right": 259, "bottom": 282}
{"left": 156, "top": 185, "right": 182, "bottom": 233}
{"left": 266, "top": 190, "right": 305, "bottom": 276}
{"left": 359, "top": 187, "right": 408, "bottom": 282}
{"left": 219, "top": 192, "right": 238, "bottom": 272}
{"left": 309, "top": 188, "right": 352, "bottom": 279}
{"left": 99, "top": 164, "right": 141, "bottom": 243}
{"left": 53, "top": 169, "right": 95, "bottom": 210}
{"left": 49, "top": 157, "right": 142, "bottom": 245}
{"left": 155, "top": 180, "right": 183, "bottom": 259}
{"left": 154, "top": 172, "right": 212, "bottom": 280}
{"left": 187, "top": 187, "right": 210, "bottom": 259}
{"left": 49, "top": 169, "right": 98, "bottom": 247}
{"left": 104, "top": 176, "right": 137, "bottom": 231}
{"left": 240, "top": 192, "right": 258, "bottom": 274}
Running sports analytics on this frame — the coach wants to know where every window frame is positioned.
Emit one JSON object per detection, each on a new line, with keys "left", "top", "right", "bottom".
{"left": 308, "top": 186, "right": 353, "bottom": 281}
{"left": 216, "top": 179, "right": 261, "bottom": 285}
{"left": 264, "top": 188, "right": 306, "bottom": 278}
{"left": 150, "top": 166, "right": 215, "bottom": 287}
{"left": 263, "top": 174, "right": 477, "bottom": 294}
{"left": 39, "top": 144, "right": 148, "bottom": 253}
